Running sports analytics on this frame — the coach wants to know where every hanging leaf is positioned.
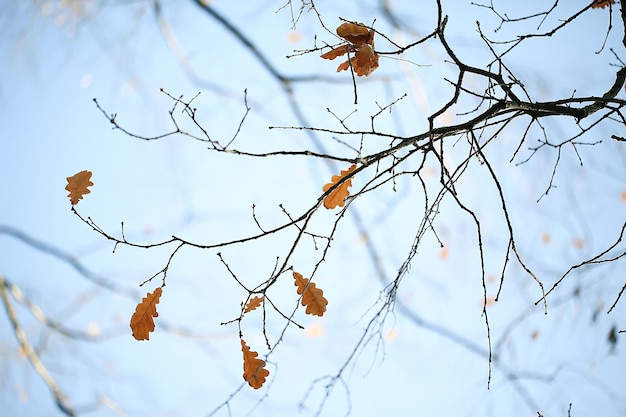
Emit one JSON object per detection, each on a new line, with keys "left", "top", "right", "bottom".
{"left": 321, "top": 22, "right": 379, "bottom": 77}
{"left": 352, "top": 44, "right": 379, "bottom": 76}
{"left": 336, "top": 45, "right": 379, "bottom": 76}
{"left": 65, "top": 170, "right": 93, "bottom": 205}
{"left": 244, "top": 296, "right": 264, "bottom": 313}
{"left": 241, "top": 339, "right": 270, "bottom": 389}
{"left": 321, "top": 45, "right": 349, "bottom": 60}
{"left": 591, "top": 0, "right": 614, "bottom": 9}
{"left": 322, "top": 164, "right": 356, "bottom": 209}
{"left": 293, "top": 271, "right": 328, "bottom": 317}
{"left": 336, "top": 22, "right": 373, "bottom": 46}
{"left": 130, "top": 287, "right": 162, "bottom": 341}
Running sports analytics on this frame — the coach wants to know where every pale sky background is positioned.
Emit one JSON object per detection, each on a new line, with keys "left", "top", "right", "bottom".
{"left": 1, "top": 1, "right": 625, "bottom": 416}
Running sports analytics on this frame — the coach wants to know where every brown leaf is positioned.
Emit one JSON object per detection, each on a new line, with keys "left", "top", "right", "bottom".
{"left": 322, "top": 23, "right": 379, "bottom": 77}
{"left": 337, "top": 44, "right": 378, "bottom": 77}
{"left": 241, "top": 339, "right": 270, "bottom": 389}
{"left": 336, "top": 22, "right": 373, "bottom": 46}
{"left": 591, "top": 0, "right": 614, "bottom": 9}
{"left": 321, "top": 45, "right": 349, "bottom": 60}
{"left": 322, "top": 164, "right": 356, "bottom": 209}
{"left": 337, "top": 59, "right": 352, "bottom": 73}
{"left": 335, "top": 44, "right": 379, "bottom": 76}
{"left": 244, "top": 296, "right": 264, "bottom": 313}
{"left": 293, "top": 271, "right": 328, "bottom": 317}
{"left": 352, "top": 44, "right": 379, "bottom": 76}
{"left": 130, "top": 287, "right": 162, "bottom": 341}
{"left": 65, "top": 170, "right": 93, "bottom": 205}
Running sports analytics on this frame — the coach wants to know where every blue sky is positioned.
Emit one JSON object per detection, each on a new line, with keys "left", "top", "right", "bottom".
{"left": 1, "top": 1, "right": 625, "bottom": 416}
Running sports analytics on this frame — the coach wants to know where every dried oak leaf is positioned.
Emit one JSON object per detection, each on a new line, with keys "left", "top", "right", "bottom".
{"left": 321, "top": 45, "right": 349, "bottom": 60}
{"left": 336, "top": 44, "right": 379, "bottom": 76}
{"left": 130, "top": 287, "right": 162, "bottom": 341}
{"left": 241, "top": 339, "right": 270, "bottom": 389}
{"left": 293, "top": 271, "right": 328, "bottom": 317}
{"left": 336, "top": 22, "right": 373, "bottom": 46}
{"left": 322, "top": 164, "right": 356, "bottom": 209}
{"left": 65, "top": 170, "right": 93, "bottom": 205}
{"left": 322, "top": 22, "right": 379, "bottom": 77}
{"left": 244, "top": 296, "right": 264, "bottom": 313}
{"left": 591, "top": 0, "right": 614, "bottom": 8}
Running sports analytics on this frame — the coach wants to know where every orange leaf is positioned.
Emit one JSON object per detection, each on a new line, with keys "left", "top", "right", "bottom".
{"left": 130, "top": 287, "right": 162, "bottom": 341}
{"left": 323, "top": 22, "right": 379, "bottom": 76}
{"left": 322, "top": 164, "right": 356, "bottom": 209}
{"left": 321, "top": 45, "right": 349, "bottom": 60}
{"left": 244, "top": 296, "right": 264, "bottom": 313}
{"left": 293, "top": 271, "right": 328, "bottom": 317}
{"left": 591, "top": 0, "right": 614, "bottom": 8}
{"left": 336, "top": 59, "right": 352, "bottom": 73}
{"left": 353, "top": 44, "right": 379, "bottom": 76}
{"left": 336, "top": 22, "right": 373, "bottom": 46}
{"left": 65, "top": 170, "right": 93, "bottom": 205}
{"left": 241, "top": 339, "right": 270, "bottom": 389}
{"left": 336, "top": 45, "right": 379, "bottom": 76}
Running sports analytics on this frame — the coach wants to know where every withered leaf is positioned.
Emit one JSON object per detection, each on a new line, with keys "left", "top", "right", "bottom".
{"left": 130, "top": 287, "right": 162, "bottom": 341}
{"left": 336, "top": 45, "right": 379, "bottom": 76}
{"left": 323, "top": 22, "right": 379, "bottom": 77}
{"left": 244, "top": 296, "right": 264, "bottom": 313}
{"left": 321, "top": 45, "right": 349, "bottom": 60}
{"left": 336, "top": 22, "right": 373, "bottom": 46}
{"left": 352, "top": 44, "right": 379, "bottom": 76}
{"left": 241, "top": 339, "right": 270, "bottom": 389}
{"left": 293, "top": 271, "right": 328, "bottom": 317}
{"left": 322, "top": 164, "right": 356, "bottom": 209}
{"left": 591, "top": 0, "right": 614, "bottom": 8}
{"left": 65, "top": 170, "right": 93, "bottom": 205}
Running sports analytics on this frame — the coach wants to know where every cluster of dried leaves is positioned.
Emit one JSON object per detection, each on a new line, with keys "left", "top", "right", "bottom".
{"left": 125, "top": 283, "right": 273, "bottom": 389}
{"left": 61, "top": 2, "right": 626, "bottom": 407}
{"left": 321, "top": 22, "right": 379, "bottom": 76}
{"left": 66, "top": 161, "right": 343, "bottom": 388}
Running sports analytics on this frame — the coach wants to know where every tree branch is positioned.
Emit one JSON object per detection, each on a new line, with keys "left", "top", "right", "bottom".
{"left": 0, "top": 273, "right": 77, "bottom": 416}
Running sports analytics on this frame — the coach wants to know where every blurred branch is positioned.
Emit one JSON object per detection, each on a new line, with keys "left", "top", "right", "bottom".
{"left": 0, "top": 225, "right": 136, "bottom": 297}
{"left": 0, "top": 225, "right": 217, "bottom": 340}
{"left": 151, "top": 0, "right": 241, "bottom": 97}
{"left": 189, "top": 0, "right": 286, "bottom": 83}
{"left": 0, "top": 276, "right": 123, "bottom": 341}
{"left": 0, "top": 273, "right": 77, "bottom": 417}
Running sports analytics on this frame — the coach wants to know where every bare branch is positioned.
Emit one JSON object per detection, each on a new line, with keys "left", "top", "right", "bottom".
{"left": 0, "top": 273, "right": 77, "bottom": 416}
